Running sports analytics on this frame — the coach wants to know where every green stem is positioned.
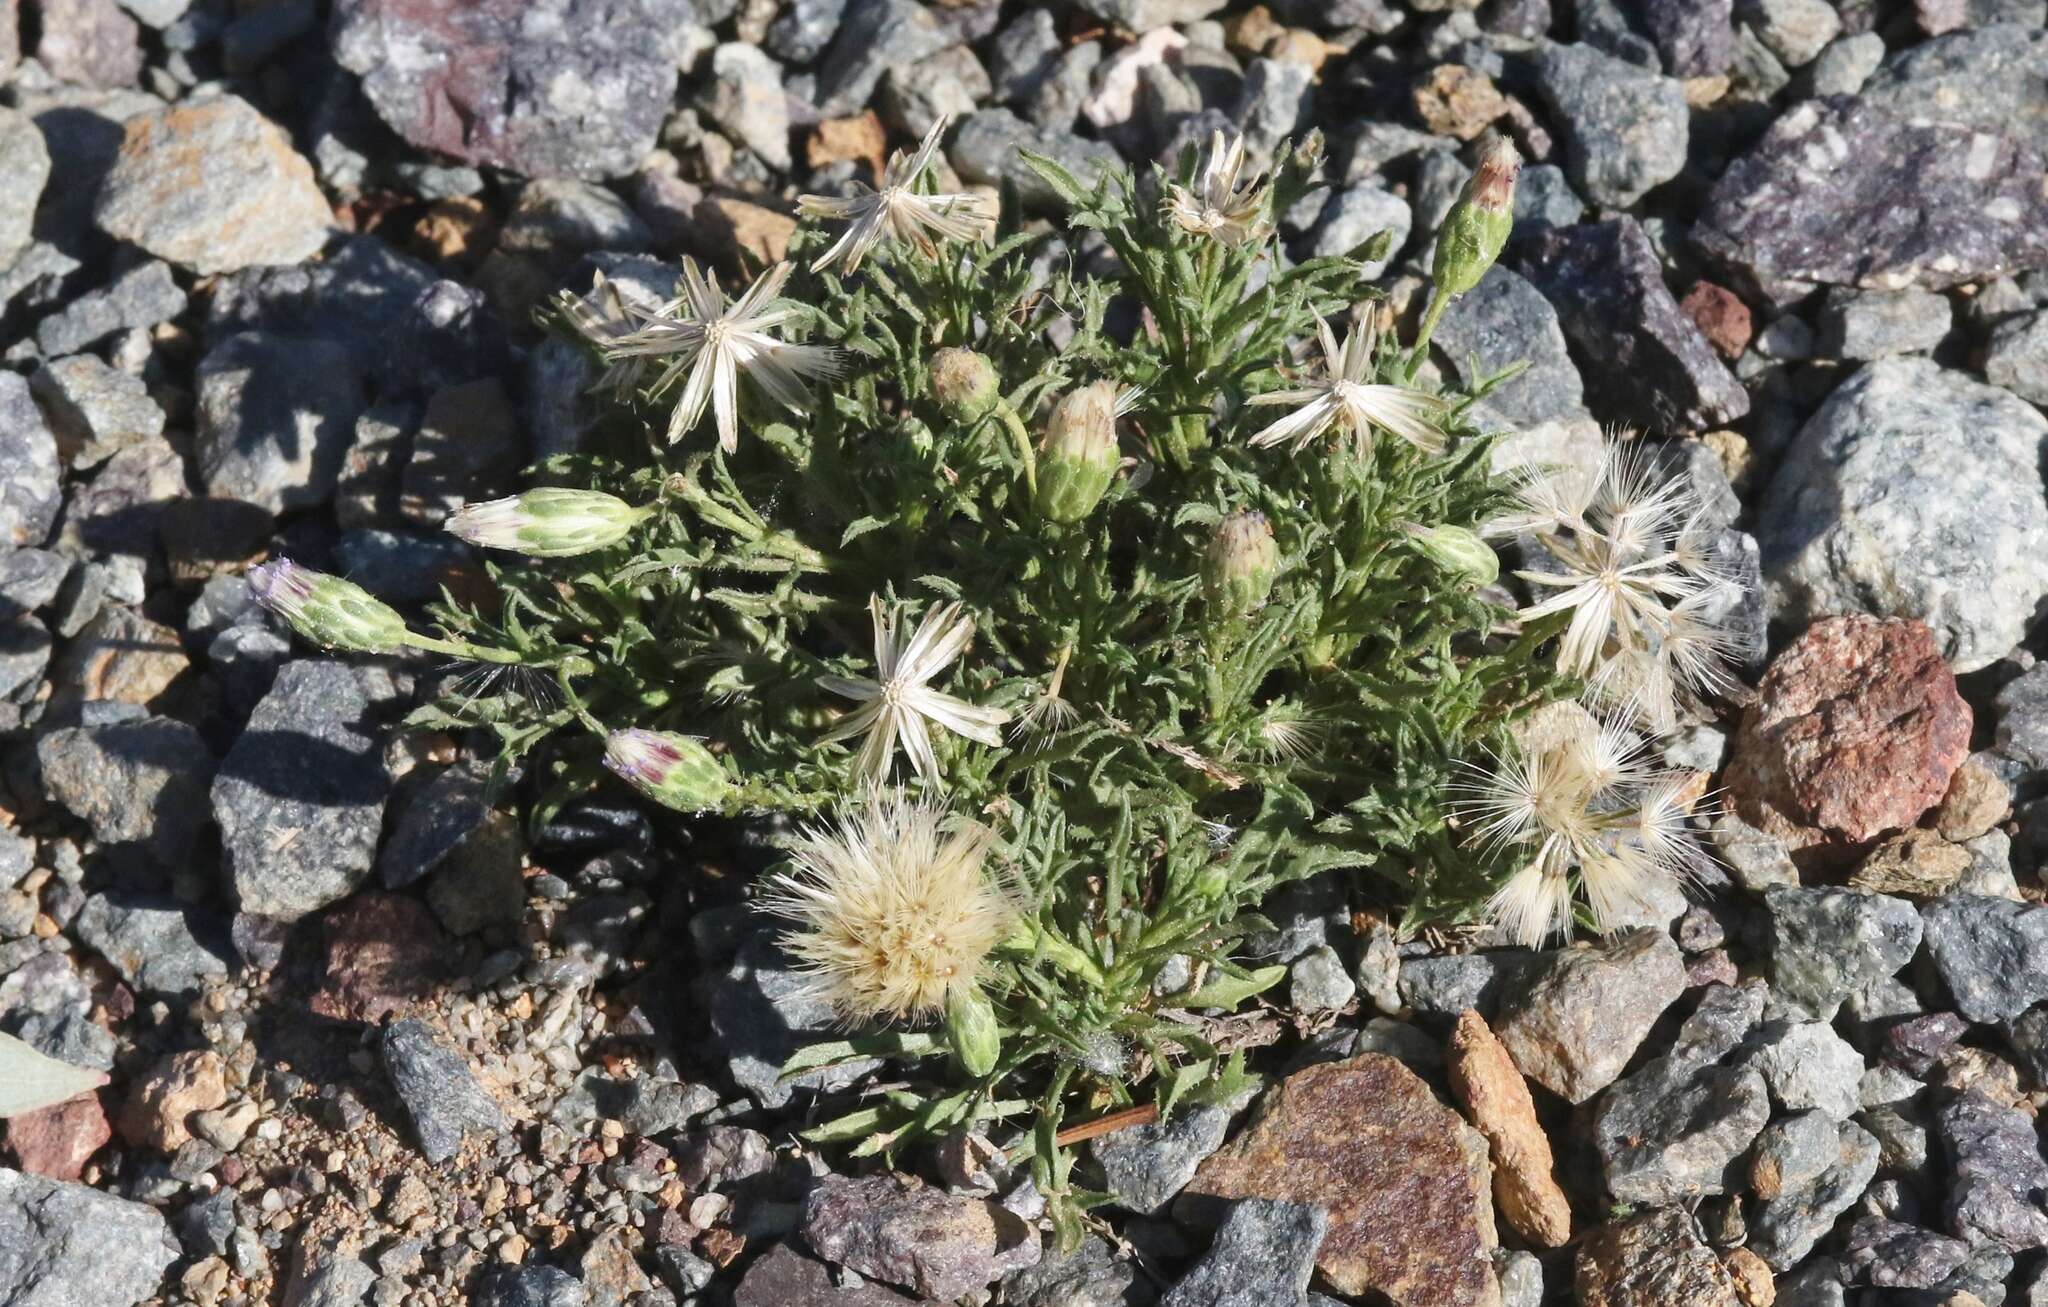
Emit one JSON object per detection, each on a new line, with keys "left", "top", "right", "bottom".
{"left": 402, "top": 633, "right": 525, "bottom": 665}
{"left": 995, "top": 400, "right": 1037, "bottom": 498}
{"left": 1406, "top": 288, "right": 1454, "bottom": 380}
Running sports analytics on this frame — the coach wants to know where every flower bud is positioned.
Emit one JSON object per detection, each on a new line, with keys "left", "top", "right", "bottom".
{"left": 1431, "top": 134, "right": 1521, "bottom": 297}
{"left": 248, "top": 559, "right": 409, "bottom": 654}
{"left": 945, "top": 984, "right": 1002, "bottom": 1078}
{"left": 1406, "top": 523, "right": 1500, "bottom": 588}
{"left": 1035, "top": 382, "right": 1120, "bottom": 523}
{"left": 1203, "top": 511, "right": 1279, "bottom": 627}
{"left": 602, "top": 730, "right": 732, "bottom": 811}
{"left": 447, "top": 488, "right": 650, "bottom": 558}
{"left": 930, "top": 348, "right": 1000, "bottom": 422}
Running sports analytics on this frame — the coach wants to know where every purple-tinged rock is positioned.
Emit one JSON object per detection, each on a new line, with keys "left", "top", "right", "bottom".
{"left": 1516, "top": 217, "right": 1750, "bottom": 432}
{"left": 1695, "top": 98, "right": 2048, "bottom": 298}
{"left": 1939, "top": 1090, "right": 2048, "bottom": 1249}
{"left": 801, "top": 1173, "right": 1040, "bottom": 1301}
{"left": 1642, "top": 0, "right": 1733, "bottom": 76}
{"left": 35, "top": 0, "right": 142, "bottom": 88}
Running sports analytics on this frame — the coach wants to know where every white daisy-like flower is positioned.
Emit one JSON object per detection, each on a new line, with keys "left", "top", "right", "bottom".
{"left": 552, "top": 271, "right": 661, "bottom": 399}
{"left": 1164, "top": 130, "right": 1274, "bottom": 249}
{"left": 1455, "top": 706, "right": 1709, "bottom": 947}
{"left": 797, "top": 116, "right": 998, "bottom": 275}
{"left": 761, "top": 791, "right": 1019, "bottom": 1021}
{"left": 818, "top": 595, "right": 1011, "bottom": 785}
{"left": 1246, "top": 315, "right": 1449, "bottom": 458}
{"left": 581, "top": 259, "right": 841, "bottom": 454}
{"left": 1503, "top": 438, "right": 1742, "bottom": 732}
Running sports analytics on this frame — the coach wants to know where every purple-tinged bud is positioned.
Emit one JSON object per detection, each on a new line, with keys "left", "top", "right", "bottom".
{"left": 248, "top": 559, "right": 409, "bottom": 654}
{"left": 602, "top": 730, "right": 732, "bottom": 811}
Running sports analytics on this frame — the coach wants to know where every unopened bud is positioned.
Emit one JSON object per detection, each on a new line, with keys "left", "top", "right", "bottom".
{"left": 945, "top": 985, "right": 1002, "bottom": 1078}
{"left": 1203, "top": 510, "right": 1279, "bottom": 627}
{"left": 602, "top": 730, "right": 732, "bottom": 811}
{"left": 248, "top": 559, "right": 409, "bottom": 654}
{"left": 1406, "top": 523, "right": 1500, "bottom": 587}
{"left": 930, "top": 348, "right": 1000, "bottom": 422}
{"left": 1432, "top": 134, "right": 1521, "bottom": 296}
{"left": 1035, "top": 381, "right": 1121, "bottom": 523}
{"left": 448, "top": 488, "right": 651, "bottom": 558}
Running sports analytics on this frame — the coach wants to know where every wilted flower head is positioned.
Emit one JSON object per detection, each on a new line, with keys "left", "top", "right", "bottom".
{"left": 798, "top": 116, "right": 998, "bottom": 275}
{"left": 1498, "top": 437, "right": 1741, "bottom": 732}
{"left": 552, "top": 272, "right": 660, "bottom": 398}
{"left": 1165, "top": 130, "right": 1274, "bottom": 248}
{"left": 1456, "top": 705, "right": 1706, "bottom": 947}
{"left": 762, "top": 792, "right": 1019, "bottom": 1021}
{"left": 569, "top": 259, "right": 841, "bottom": 453}
{"left": 1246, "top": 314, "right": 1448, "bottom": 459}
{"left": 817, "top": 595, "right": 1011, "bottom": 786}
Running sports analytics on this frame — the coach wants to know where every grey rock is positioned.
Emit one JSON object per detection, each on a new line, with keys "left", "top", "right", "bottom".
{"left": 1861, "top": 1101, "right": 1930, "bottom": 1173}
{"left": 1817, "top": 286, "right": 1953, "bottom": 360}
{"left": 0, "top": 107, "right": 49, "bottom": 268}
{"left": 1810, "top": 31, "right": 1885, "bottom": 96}
{"left": 1696, "top": 98, "right": 2048, "bottom": 297}
{"left": 700, "top": 44, "right": 791, "bottom": 172}
{"left": 1529, "top": 41, "right": 1688, "bottom": 207}
{"left": 1754, "top": 314, "right": 1816, "bottom": 361}
{"left": 1641, "top": 0, "right": 1733, "bottom": 76}
{"left": 1233, "top": 59, "right": 1313, "bottom": 166}
{"left": 1748, "top": 1021, "right": 1866, "bottom": 1119}
{"left": 286, "top": 1247, "right": 376, "bottom": 1307}
{"left": 0, "top": 373, "right": 61, "bottom": 549}
{"left": 987, "top": 9, "right": 1061, "bottom": 104}
{"left": 474, "top": 1265, "right": 589, "bottom": 1307}
{"left": 379, "top": 760, "right": 494, "bottom": 889}
{"left": 1742, "top": 0, "right": 1839, "bottom": 66}
{"left": 207, "top": 623, "right": 290, "bottom": 718}
{"left": 1777, "top": 1260, "right": 1848, "bottom": 1307}
{"left": 37, "top": 718, "right": 215, "bottom": 866}
{"left": 1517, "top": 217, "right": 1750, "bottom": 431}
{"left": 330, "top": 529, "right": 474, "bottom": 604}
{"left": 1842, "top": 1216, "right": 1971, "bottom": 1289}
{"left": 1713, "top": 810, "right": 1799, "bottom": 891}
{"left": 1435, "top": 265, "right": 1584, "bottom": 426}
{"left": 1923, "top": 895, "right": 2048, "bottom": 1024}
{"left": 1027, "top": 41, "right": 1101, "bottom": 133}
{"left": 1162, "top": 1198, "right": 1325, "bottom": 1307}
{"left": 0, "top": 243, "right": 83, "bottom": 318}
{"left": 1093, "top": 1103, "right": 1233, "bottom": 1216}
{"left": 1749, "top": 1119, "right": 1881, "bottom": 1269}
{"left": 1760, "top": 357, "right": 2048, "bottom": 673}
{"left": 1493, "top": 928, "right": 1687, "bottom": 1105}
{"left": 30, "top": 353, "right": 163, "bottom": 468}
{"left": 381, "top": 1017, "right": 507, "bottom": 1163}
{"left": 74, "top": 892, "right": 229, "bottom": 997}
{"left": 1756, "top": 1110, "right": 1848, "bottom": 1196}
{"left": 550, "top": 1069, "right": 716, "bottom": 1136}
{"left": 767, "top": 0, "right": 846, "bottom": 62}
{"left": 0, "top": 1168, "right": 178, "bottom": 1307}
{"left": 332, "top": 0, "right": 694, "bottom": 182}
{"left": 1287, "top": 945, "right": 1355, "bottom": 1014}
{"left": 1496, "top": 1249, "right": 1542, "bottom": 1307}
{"left": 816, "top": 0, "right": 953, "bottom": 117}
{"left": 94, "top": 95, "right": 332, "bottom": 275}
{"left": 496, "top": 180, "right": 654, "bottom": 259}
{"left": 204, "top": 235, "right": 440, "bottom": 380}
{"left": 1861, "top": 25, "right": 2048, "bottom": 159}
{"left": 115, "top": 0, "right": 190, "bottom": 25}
{"left": 705, "top": 930, "right": 882, "bottom": 1108}
{"left": 801, "top": 1174, "right": 1039, "bottom": 1300}
{"left": 0, "top": 619, "right": 52, "bottom": 703}
{"left": 951, "top": 110, "right": 1121, "bottom": 214}
{"left": 32, "top": 0, "right": 142, "bottom": 89}
{"left": 1986, "top": 308, "right": 2048, "bottom": 405}
{"left": 1075, "top": 0, "right": 1227, "bottom": 27}
{"left": 880, "top": 46, "right": 989, "bottom": 140}
{"left": 1999, "top": 664, "right": 2048, "bottom": 770}
{"left": 1940, "top": 1090, "right": 2048, "bottom": 1249}
{"left": 1300, "top": 182, "right": 1409, "bottom": 275}
{"left": 0, "top": 550, "right": 64, "bottom": 621}
{"left": 997, "top": 1235, "right": 1135, "bottom": 1307}
{"left": 1960, "top": 830, "right": 2022, "bottom": 900}
{"left": 1594, "top": 982, "right": 1773, "bottom": 1204}
{"left": 1765, "top": 886, "right": 1922, "bottom": 1022}
{"left": 1396, "top": 949, "right": 1540, "bottom": 1018}
{"left": 1509, "top": 163, "right": 1584, "bottom": 237}
{"left": 195, "top": 331, "right": 366, "bottom": 514}
{"left": 213, "top": 660, "right": 395, "bottom": 922}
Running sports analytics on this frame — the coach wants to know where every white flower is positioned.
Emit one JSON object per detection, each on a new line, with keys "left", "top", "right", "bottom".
{"left": 552, "top": 271, "right": 660, "bottom": 398}
{"left": 1504, "top": 438, "right": 1742, "bottom": 731}
{"left": 1246, "top": 315, "right": 1449, "bottom": 458}
{"left": 1164, "top": 130, "right": 1274, "bottom": 248}
{"left": 818, "top": 596, "right": 1011, "bottom": 785}
{"left": 581, "top": 259, "right": 841, "bottom": 454}
{"left": 761, "top": 792, "right": 1019, "bottom": 1021}
{"left": 798, "top": 116, "right": 998, "bottom": 275}
{"left": 1455, "top": 705, "right": 1708, "bottom": 947}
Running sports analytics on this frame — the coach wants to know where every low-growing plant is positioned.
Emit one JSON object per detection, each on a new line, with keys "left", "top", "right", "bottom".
{"left": 254, "top": 124, "right": 1740, "bottom": 1241}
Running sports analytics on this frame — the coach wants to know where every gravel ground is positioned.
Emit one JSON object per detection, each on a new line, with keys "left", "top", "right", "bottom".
{"left": 6, "top": 1, "right": 2048, "bottom": 1305}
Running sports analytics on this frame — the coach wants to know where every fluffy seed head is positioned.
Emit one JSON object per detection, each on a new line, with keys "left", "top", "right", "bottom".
{"left": 762, "top": 793, "right": 1020, "bottom": 1022}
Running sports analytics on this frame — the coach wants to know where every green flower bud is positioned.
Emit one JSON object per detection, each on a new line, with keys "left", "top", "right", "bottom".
{"left": 447, "top": 488, "right": 651, "bottom": 558}
{"left": 602, "top": 730, "right": 733, "bottom": 811}
{"left": 1203, "top": 510, "right": 1280, "bottom": 627}
{"left": 1406, "top": 523, "right": 1500, "bottom": 588}
{"left": 1035, "top": 381, "right": 1121, "bottom": 524}
{"left": 248, "top": 559, "right": 409, "bottom": 654}
{"left": 1432, "top": 134, "right": 1521, "bottom": 297}
{"left": 930, "top": 348, "right": 1000, "bottom": 423}
{"left": 944, "top": 984, "right": 1002, "bottom": 1078}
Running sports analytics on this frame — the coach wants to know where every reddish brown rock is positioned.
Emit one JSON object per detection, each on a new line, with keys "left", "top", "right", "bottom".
{"left": 1681, "top": 281, "right": 1754, "bottom": 359}
{"left": 1448, "top": 1011, "right": 1571, "bottom": 1248}
{"left": 4, "top": 1093, "right": 111, "bottom": 1181}
{"left": 118, "top": 1049, "right": 228, "bottom": 1152}
{"left": 1181, "top": 1053, "right": 1500, "bottom": 1306}
{"left": 309, "top": 891, "right": 453, "bottom": 1024}
{"left": 1726, "top": 616, "right": 1971, "bottom": 868}
{"left": 1577, "top": 1208, "right": 1741, "bottom": 1307}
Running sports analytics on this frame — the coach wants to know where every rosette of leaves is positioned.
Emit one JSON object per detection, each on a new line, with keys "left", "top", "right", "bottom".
{"left": 313, "top": 135, "right": 1577, "bottom": 1241}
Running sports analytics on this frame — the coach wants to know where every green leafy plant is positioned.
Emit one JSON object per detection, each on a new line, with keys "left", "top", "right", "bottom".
{"left": 254, "top": 125, "right": 1737, "bottom": 1242}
